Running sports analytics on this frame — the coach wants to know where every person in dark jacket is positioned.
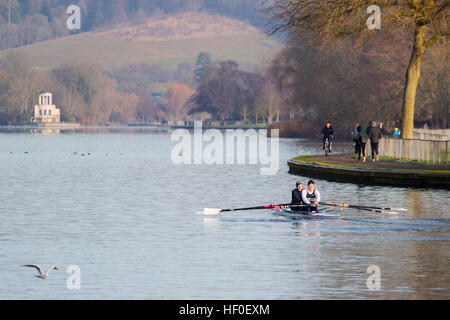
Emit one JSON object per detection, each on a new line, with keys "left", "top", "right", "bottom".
{"left": 368, "top": 121, "right": 382, "bottom": 162}
{"left": 355, "top": 125, "right": 367, "bottom": 162}
{"left": 321, "top": 121, "right": 334, "bottom": 152}
{"left": 366, "top": 121, "right": 372, "bottom": 136}
{"left": 291, "top": 181, "right": 304, "bottom": 205}
{"left": 352, "top": 123, "right": 360, "bottom": 154}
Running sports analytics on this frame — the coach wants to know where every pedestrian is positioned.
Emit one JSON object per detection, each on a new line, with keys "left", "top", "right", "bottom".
{"left": 355, "top": 124, "right": 367, "bottom": 162}
{"left": 352, "top": 123, "right": 359, "bottom": 154}
{"left": 393, "top": 128, "right": 400, "bottom": 137}
{"left": 368, "top": 121, "right": 382, "bottom": 162}
{"left": 379, "top": 122, "right": 387, "bottom": 135}
{"left": 366, "top": 121, "right": 372, "bottom": 137}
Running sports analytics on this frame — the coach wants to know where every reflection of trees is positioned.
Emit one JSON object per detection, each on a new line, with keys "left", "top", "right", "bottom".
{"left": 406, "top": 188, "right": 425, "bottom": 216}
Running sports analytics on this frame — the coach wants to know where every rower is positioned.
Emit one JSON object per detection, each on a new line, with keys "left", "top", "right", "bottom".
{"left": 301, "top": 180, "right": 321, "bottom": 213}
{"left": 291, "top": 181, "right": 304, "bottom": 205}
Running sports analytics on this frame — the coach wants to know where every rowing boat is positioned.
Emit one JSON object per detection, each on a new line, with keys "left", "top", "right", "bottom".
{"left": 272, "top": 207, "right": 340, "bottom": 220}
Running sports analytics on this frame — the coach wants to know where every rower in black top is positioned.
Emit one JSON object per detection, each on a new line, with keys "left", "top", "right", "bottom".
{"left": 291, "top": 181, "right": 304, "bottom": 205}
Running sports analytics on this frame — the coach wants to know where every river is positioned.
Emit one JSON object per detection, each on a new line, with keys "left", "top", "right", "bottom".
{"left": 0, "top": 127, "right": 448, "bottom": 299}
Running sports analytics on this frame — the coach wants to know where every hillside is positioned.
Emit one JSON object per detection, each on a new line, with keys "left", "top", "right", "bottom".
{"left": 0, "top": 12, "right": 279, "bottom": 72}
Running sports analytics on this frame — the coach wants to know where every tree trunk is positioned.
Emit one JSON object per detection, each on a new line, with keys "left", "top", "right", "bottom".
{"left": 444, "top": 92, "right": 449, "bottom": 129}
{"left": 401, "top": 26, "right": 426, "bottom": 139}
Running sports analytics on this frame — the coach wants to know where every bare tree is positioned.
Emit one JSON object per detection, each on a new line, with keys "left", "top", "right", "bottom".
{"left": 257, "top": 81, "right": 280, "bottom": 125}
{"left": 0, "top": 0, "right": 18, "bottom": 24}
{"left": 265, "top": 0, "right": 449, "bottom": 138}
{"left": 0, "top": 52, "right": 39, "bottom": 117}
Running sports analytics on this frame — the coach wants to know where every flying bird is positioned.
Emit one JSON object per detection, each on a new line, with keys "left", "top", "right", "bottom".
{"left": 23, "top": 264, "right": 59, "bottom": 280}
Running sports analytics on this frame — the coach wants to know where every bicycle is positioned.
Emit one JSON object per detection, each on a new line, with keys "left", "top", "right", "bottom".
{"left": 324, "top": 137, "right": 332, "bottom": 157}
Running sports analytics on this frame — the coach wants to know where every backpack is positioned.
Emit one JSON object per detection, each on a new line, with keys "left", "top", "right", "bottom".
{"left": 357, "top": 132, "right": 367, "bottom": 144}
{"left": 360, "top": 132, "right": 367, "bottom": 143}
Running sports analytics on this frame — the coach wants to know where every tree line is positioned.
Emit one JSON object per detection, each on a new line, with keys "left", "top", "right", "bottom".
{"left": 0, "top": 52, "right": 143, "bottom": 125}
{"left": 0, "top": 43, "right": 447, "bottom": 135}
{"left": 0, "top": 50, "right": 203, "bottom": 125}
{"left": 268, "top": 32, "right": 448, "bottom": 135}
{"left": 0, "top": 0, "right": 261, "bottom": 50}
{"left": 264, "top": 0, "right": 449, "bottom": 138}
{"left": 187, "top": 34, "right": 448, "bottom": 135}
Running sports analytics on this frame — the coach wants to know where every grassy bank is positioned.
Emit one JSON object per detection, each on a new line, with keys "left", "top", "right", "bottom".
{"left": 291, "top": 155, "right": 450, "bottom": 174}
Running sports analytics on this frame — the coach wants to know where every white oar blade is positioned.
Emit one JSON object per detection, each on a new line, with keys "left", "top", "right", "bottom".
{"left": 202, "top": 208, "right": 222, "bottom": 215}
{"left": 393, "top": 208, "right": 408, "bottom": 211}
{"left": 386, "top": 211, "right": 400, "bottom": 215}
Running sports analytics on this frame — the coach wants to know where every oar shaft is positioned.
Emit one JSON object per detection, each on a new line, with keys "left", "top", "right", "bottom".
{"left": 220, "top": 203, "right": 310, "bottom": 213}
{"left": 321, "top": 202, "right": 391, "bottom": 214}
{"left": 220, "top": 203, "right": 293, "bottom": 212}
{"left": 353, "top": 205, "right": 400, "bottom": 211}
{"left": 221, "top": 206, "right": 271, "bottom": 212}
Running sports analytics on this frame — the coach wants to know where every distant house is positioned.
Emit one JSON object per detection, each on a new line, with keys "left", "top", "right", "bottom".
{"left": 32, "top": 92, "right": 61, "bottom": 124}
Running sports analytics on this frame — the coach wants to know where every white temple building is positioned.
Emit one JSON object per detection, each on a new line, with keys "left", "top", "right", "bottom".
{"left": 32, "top": 92, "right": 61, "bottom": 124}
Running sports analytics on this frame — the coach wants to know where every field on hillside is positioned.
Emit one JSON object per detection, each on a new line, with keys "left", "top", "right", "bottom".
{"left": 0, "top": 13, "right": 280, "bottom": 72}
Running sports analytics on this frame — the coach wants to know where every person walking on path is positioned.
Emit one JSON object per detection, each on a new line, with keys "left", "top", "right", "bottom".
{"left": 379, "top": 122, "right": 387, "bottom": 135}
{"left": 366, "top": 121, "right": 372, "bottom": 136}
{"left": 352, "top": 124, "right": 359, "bottom": 154}
{"left": 355, "top": 124, "right": 367, "bottom": 162}
{"left": 393, "top": 128, "right": 401, "bottom": 137}
{"left": 368, "top": 121, "right": 382, "bottom": 162}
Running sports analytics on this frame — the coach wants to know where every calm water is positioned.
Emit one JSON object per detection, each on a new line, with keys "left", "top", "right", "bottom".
{"left": 0, "top": 127, "right": 449, "bottom": 299}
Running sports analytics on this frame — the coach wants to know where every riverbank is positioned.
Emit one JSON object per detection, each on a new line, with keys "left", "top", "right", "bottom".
{"left": 129, "top": 123, "right": 268, "bottom": 130}
{"left": 288, "top": 154, "right": 450, "bottom": 189}
{"left": 1, "top": 123, "right": 81, "bottom": 129}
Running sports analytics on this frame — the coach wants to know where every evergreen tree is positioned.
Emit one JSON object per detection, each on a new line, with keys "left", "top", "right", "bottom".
{"left": 194, "top": 52, "right": 212, "bottom": 84}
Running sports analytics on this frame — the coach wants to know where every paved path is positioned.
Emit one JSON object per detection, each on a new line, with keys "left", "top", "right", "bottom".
{"left": 306, "top": 154, "right": 449, "bottom": 172}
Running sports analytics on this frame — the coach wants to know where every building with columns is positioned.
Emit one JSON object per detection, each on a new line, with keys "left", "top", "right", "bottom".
{"left": 32, "top": 92, "right": 61, "bottom": 124}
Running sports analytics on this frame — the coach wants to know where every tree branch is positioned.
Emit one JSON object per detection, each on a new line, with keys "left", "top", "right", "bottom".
{"left": 425, "top": 28, "right": 450, "bottom": 48}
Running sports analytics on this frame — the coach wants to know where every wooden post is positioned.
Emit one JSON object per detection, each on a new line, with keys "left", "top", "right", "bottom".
{"left": 446, "top": 140, "right": 448, "bottom": 164}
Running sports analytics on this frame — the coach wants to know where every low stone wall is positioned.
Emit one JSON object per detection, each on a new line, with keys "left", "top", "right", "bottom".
{"left": 288, "top": 158, "right": 450, "bottom": 189}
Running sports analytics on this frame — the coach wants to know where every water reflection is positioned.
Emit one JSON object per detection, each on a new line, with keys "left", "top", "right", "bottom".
{"left": 30, "top": 129, "right": 60, "bottom": 135}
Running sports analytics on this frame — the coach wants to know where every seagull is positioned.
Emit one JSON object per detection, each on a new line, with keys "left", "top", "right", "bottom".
{"left": 23, "top": 264, "right": 59, "bottom": 280}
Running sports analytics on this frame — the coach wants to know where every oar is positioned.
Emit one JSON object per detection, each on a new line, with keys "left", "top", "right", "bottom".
{"left": 321, "top": 201, "right": 407, "bottom": 211}
{"left": 202, "top": 203, "right": 307, "bottom": 215}
{"left": 320, "top": 202, "right": 404, "bottom": 214}
{"left": 350, "top": 205, "right": 407, "bottom": 212}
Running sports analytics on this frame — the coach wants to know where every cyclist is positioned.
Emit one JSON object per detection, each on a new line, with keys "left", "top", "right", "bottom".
{"left": 321, "top": 121, "right": 334, "bottom": 152}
